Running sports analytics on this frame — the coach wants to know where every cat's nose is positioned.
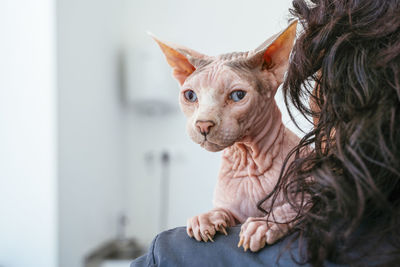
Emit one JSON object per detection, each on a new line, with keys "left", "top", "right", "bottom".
{"left": 196, "top": 120, "right": 215, "bottom": 136}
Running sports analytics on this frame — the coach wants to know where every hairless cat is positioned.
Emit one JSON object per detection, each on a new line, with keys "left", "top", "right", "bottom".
{"left": 152, "top": 21, "right": 302, "bottom": 252}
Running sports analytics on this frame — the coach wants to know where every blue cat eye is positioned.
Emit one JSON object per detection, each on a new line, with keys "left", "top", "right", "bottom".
{"left": 184, "top": 90, "right": 197, "bottom": 102}
{"left": 230, "top": 90, "right": 246, "bottom": 102}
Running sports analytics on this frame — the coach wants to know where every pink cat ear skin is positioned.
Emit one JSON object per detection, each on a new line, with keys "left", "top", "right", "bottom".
{"left": 252, "top": 20, "right": 298, "bottom": 84}
{"left": 149, "top": 32, "right": 208, "bottom": 85}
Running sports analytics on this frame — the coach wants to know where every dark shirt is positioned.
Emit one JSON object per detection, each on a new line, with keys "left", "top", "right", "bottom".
{"left": 130, "top": 225, "right": 344, "bottom": 267}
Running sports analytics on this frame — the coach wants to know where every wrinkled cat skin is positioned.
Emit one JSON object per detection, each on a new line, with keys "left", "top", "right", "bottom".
{"left": 153, "top": 21, "right": 300, "bottom": 252}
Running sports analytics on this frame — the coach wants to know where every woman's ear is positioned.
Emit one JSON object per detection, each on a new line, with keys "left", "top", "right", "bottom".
{"left": 150, "top": 34, "right": 209, "bottom": 85}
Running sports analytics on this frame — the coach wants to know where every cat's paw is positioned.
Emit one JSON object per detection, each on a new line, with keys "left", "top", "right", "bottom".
{"left": 186, "top": 210, "right": 230, "bottom": 242}
{"left": 238, "top": 217, "right": 289, "bottom": 252}
{"left": 237, "top": 217, "right": 268, "bottom": 252}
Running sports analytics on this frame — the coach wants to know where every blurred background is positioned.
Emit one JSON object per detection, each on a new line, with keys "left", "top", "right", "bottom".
{"left": 0, "top": 0, "right": 310, "bottom": 266}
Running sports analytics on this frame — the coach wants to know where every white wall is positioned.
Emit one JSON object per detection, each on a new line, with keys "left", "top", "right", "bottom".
{"left": 0, "top": 1, "right": 57, "bottom": 267}
{"left": 57, "top": 0, "right": 126, "bottom": 266}
{"left": 0, "top": 1, "right": 311, "bottom": 266}
{"left": 121, "top": 0, "right": 309, "bottom": 247}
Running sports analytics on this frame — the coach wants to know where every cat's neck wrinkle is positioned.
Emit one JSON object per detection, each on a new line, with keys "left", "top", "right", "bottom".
{"left": 250, "top": 104, "right": 282, "bottom": 156}
{"left": 234, "top": 105, "right": 285, "bottom": 174}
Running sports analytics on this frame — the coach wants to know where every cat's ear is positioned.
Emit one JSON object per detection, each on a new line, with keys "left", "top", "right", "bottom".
{"left": 150, "top": 34, "right": 210, "bottom": 85}
{"left": 250, "top": 20, "right": 298, "bottom": 84}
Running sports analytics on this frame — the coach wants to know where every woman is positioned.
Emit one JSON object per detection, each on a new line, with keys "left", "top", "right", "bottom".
{"left": 131, "top": 0, "right": 400, "bottom": 265}
{"left": 261, "top": 0, "right": 400, "bottom": 265}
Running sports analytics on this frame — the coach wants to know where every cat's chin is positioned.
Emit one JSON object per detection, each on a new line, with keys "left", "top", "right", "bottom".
{"left": 200, "top": 140, "right": 227, "bottom": 152}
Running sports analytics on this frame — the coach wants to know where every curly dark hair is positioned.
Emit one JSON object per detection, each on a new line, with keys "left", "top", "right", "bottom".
{"left": 258, "top": 0, "right": 400, "bottom": 266}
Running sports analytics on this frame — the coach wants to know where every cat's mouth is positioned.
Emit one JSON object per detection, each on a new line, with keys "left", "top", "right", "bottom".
{"left": 200, "top": 138, "right": 227, "bottom": 152}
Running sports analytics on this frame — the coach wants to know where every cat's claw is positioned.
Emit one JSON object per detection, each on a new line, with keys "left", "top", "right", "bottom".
{"left": 218, "top": 224, "right": 228, "bottom": 236}
{"left": 206, "top": 232, "right": 214, "bottom": 242}
{"left": 200, "top": 232, "right": 208, "bottom": 242}
{"left": 238, "top": 237, "right": 266, "bottom": 253}
{"left": 186, "top": 210, "right": 231, "bottom": 242}
{"left": 238, "top": 217, "right": 269, "bottom": 252}
{"left": 237, "top": 237, "right": 243, "bottom": 247}
{"left": 238, "top": 216, "right": 291, "bottom": 252}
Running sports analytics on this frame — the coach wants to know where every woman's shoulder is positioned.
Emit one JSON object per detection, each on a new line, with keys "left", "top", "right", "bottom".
{"left": 130, "top": 226, "right": 344, "bottom": 267}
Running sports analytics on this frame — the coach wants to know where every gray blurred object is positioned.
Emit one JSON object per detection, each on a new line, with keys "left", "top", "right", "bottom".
{"left": 122, "top": 47, "right": 179, "bottom": 116}
{"left": 84, "top": 214, "right": 143, "bottom": 267}
{"left": 159, "top": 150, "right": 170, "bottom": 231}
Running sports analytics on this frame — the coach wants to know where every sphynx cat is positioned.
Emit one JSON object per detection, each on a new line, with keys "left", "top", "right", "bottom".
{"left": 152, "top": 21, "right": 300, "bottom": 252}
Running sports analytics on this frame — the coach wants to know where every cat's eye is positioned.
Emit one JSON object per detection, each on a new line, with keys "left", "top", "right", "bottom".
{"left": 230, "top": 90, "right": 246, "bottom": 102}
{"left": 184, "top": 90, "right": 197, "bottom": 102}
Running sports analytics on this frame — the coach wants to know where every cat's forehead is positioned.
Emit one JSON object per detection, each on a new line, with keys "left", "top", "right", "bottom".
{"left": 192, "top": 50, "right": 253, "bottom": 73}
{"left": 183, "top": 63, "right": 260, "bottom": 97}
{"left": 195, "top": 49, "right": 258, "bottom": 76}
{"left": 181, "top": 49, "right": 262, "bottom": 92}
{"left": 187, "top": 61, "right": 249, "bottom": 89}
{"left": 215, "top": 51, "right": 251, "bottom": 61}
